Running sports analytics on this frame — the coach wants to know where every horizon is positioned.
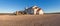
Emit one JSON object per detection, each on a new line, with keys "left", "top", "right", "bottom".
{"left": 0, "top": 0, "right": 60, "bottom": 13}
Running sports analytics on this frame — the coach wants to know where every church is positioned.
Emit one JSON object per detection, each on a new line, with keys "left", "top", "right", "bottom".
{"left": 24, "top": 6, "right": 44, "bottom": 15}
{"left": 15, "top": 6, "right": 44, "bottom": 15}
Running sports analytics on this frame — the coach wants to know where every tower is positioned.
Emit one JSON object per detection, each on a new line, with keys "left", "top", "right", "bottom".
{"left": 32, "top": 6, "right": 44, "bottom": 15}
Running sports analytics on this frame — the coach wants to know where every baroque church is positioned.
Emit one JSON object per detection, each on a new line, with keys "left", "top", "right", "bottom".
{"left": 15, "top": 6, "right": 44, "bottom": 15}
{"left": 24, "top": 6, "right": 44, "bottom": 15}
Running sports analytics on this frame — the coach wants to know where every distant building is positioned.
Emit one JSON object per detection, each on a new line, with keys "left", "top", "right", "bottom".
{"left": 15, "top": 6, "right": 44, "bottom": 15}
{"left": 24, "top": 6, "right": 44, "bottom": 15}
{"left": 15, "top": 11, "right": 26, "bottom": 15}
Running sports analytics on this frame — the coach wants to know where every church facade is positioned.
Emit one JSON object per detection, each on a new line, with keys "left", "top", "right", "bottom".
{"left": 24, "top": 6, "right": 44, "bottom": 15}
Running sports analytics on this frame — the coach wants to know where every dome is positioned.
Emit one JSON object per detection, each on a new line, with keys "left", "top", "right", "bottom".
{"left": 32, "top": 6, "right": 38, "bottom": 8}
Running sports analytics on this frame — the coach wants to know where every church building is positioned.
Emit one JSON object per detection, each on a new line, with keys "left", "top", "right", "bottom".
{"left": 24, "top": 6, "right": 44, "bottom": 15}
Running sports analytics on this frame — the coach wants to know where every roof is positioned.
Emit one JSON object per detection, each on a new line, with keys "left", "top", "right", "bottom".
{"left": 25, "top": 6, "right": 41, "bottom": 10}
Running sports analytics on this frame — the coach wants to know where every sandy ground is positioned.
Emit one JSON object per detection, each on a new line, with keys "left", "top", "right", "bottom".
{"left": 0, "top": 14, "right": 60, "bottom": 26}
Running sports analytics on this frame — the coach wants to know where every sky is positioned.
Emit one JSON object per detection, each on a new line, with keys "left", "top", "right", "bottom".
{"left": 0, "top": 0, "right": 60, "bottom": 13}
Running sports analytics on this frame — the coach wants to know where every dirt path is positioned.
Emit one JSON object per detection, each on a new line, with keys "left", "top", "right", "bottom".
{"left": 0, "top": 14, "right": 60, "bottom": 26}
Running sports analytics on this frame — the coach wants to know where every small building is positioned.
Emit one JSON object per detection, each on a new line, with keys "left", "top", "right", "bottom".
{"left": 24, "top": 6, "right": 44, "bottom": 15}
{"left": 15, "top": 11, "right": 26, "bottom": 15}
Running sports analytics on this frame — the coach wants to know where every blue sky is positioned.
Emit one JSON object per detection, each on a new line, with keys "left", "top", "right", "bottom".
{"left": 0, "top": 0, "right": 60, "bottom": 13}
